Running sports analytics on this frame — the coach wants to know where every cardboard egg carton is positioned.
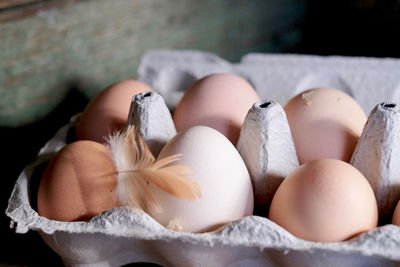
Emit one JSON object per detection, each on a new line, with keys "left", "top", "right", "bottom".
{"left": 6, "top": 50, "right": 400, "bottom": 266}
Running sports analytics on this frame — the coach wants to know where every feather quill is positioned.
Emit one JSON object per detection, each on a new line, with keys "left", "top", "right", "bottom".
{"left": 106, "top": 125, "right": 201, "bottom": 214}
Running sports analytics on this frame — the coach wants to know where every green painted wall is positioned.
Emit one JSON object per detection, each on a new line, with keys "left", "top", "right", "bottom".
{"left": 0, "top": 0, "right": 306, "bottom": 126}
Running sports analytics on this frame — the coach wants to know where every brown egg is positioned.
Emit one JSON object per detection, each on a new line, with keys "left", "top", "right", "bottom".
{"left": 173, "top": 73, "right": 260, "bottom": 145}
{"left": 392, "top": 200, "right": 400, "bottom": 225}
{"left": 284, "top": 87, "right": 367, "bottom": 164}
{"left": 37, "top": 141, "right": 120, "bottom": 221}
{"left": 76, "top": 80, "right": 152, "bottom": 143}
{"left": 269, "top": 159, "right": 378, "bottom": 242}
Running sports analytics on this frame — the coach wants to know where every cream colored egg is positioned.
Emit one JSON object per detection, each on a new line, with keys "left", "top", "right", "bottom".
{"left": 76, "top": 80, "right": 152, "bottom": 143}
{"left": 152, "top": 126, "right": 254, "bottom": 233}
{"left": 284, "top": 87, "right": 367, "bottom": 164}
{"left": 392, "top": 200, "right": 400, "bottom": 225}
{"left": 269, "top": 159, "right": 378, "bottom": 242}
{"left": 173, "top": 73, "right": 260, "bottom": 145}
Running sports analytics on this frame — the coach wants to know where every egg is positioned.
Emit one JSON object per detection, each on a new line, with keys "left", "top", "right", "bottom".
{"left": 37, "top": 141, "right": 120, "bottom": 221}
{"left": 392, "top": 200, "right": 400, "bottom": 225}
{"left": 284, "top": 87, "right": 367, "bottom": 164}
{"left": 76, "top": 80, "right": 152, "bottom": 143}
{"left": 173, "top": 73, "right": 260, "bottom": 145}
{"left": 269, "top": 159, "right": 378, "bottom": 242}
{"left": 151, "top": 126, "right": 254, "bottom": 233}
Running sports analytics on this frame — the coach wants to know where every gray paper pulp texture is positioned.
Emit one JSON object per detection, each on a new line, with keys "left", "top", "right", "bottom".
{"left": 6, "top": 50, "right": 400, "bottom": 267}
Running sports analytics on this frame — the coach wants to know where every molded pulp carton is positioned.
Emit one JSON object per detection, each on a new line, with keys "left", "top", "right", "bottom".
{"left": 6, "top": 50, "right": 400, "bottom": 266}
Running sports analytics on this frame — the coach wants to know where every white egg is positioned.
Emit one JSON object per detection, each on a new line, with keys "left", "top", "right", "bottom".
{"left": 153, "top": 126, "right": 254, "bottom": 233}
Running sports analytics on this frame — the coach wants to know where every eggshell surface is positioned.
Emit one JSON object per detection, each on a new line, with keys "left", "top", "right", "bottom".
{"left": 173, "top": 73, "right": 260, "bottom": 145}
{"left": 37, "top": 141, "right": 120, "bottom": 221}
{"left": 392, "top": 201, "right": 400, "bottom": 226}
{"left": 269, "top": 159, "right": 378, "bottom": 242}
{"left": 152, "top": 126, "right": 254, "bottom": 233}
{"left": 284, "top": 87, "right": 367, "bottom": 164}
{"left": 76, "top": 80, "right": 153, "bottom": 143}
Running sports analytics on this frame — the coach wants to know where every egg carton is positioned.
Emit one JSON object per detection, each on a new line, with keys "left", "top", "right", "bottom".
{"left": 6, "top": 50, "right": 400, "bottom": 266}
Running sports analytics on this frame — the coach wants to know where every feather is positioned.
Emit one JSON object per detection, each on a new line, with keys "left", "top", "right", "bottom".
{"left": 106, "top": 125, "right": 201, "bottom": 214}
{"left": 138, "top": 169, "right": 201, "bottom": 199}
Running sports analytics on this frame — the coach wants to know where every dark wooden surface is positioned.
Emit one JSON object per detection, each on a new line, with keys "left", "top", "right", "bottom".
{"left": 0, "top": 0, "right": 42, "bottom": 9}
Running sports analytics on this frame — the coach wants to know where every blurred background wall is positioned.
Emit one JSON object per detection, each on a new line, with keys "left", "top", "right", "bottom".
{"left": 1, "top": 0, "right": 399, "bottom": 265}
{"left": 0, "top": 0, "right": 307, "bottom": 127}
